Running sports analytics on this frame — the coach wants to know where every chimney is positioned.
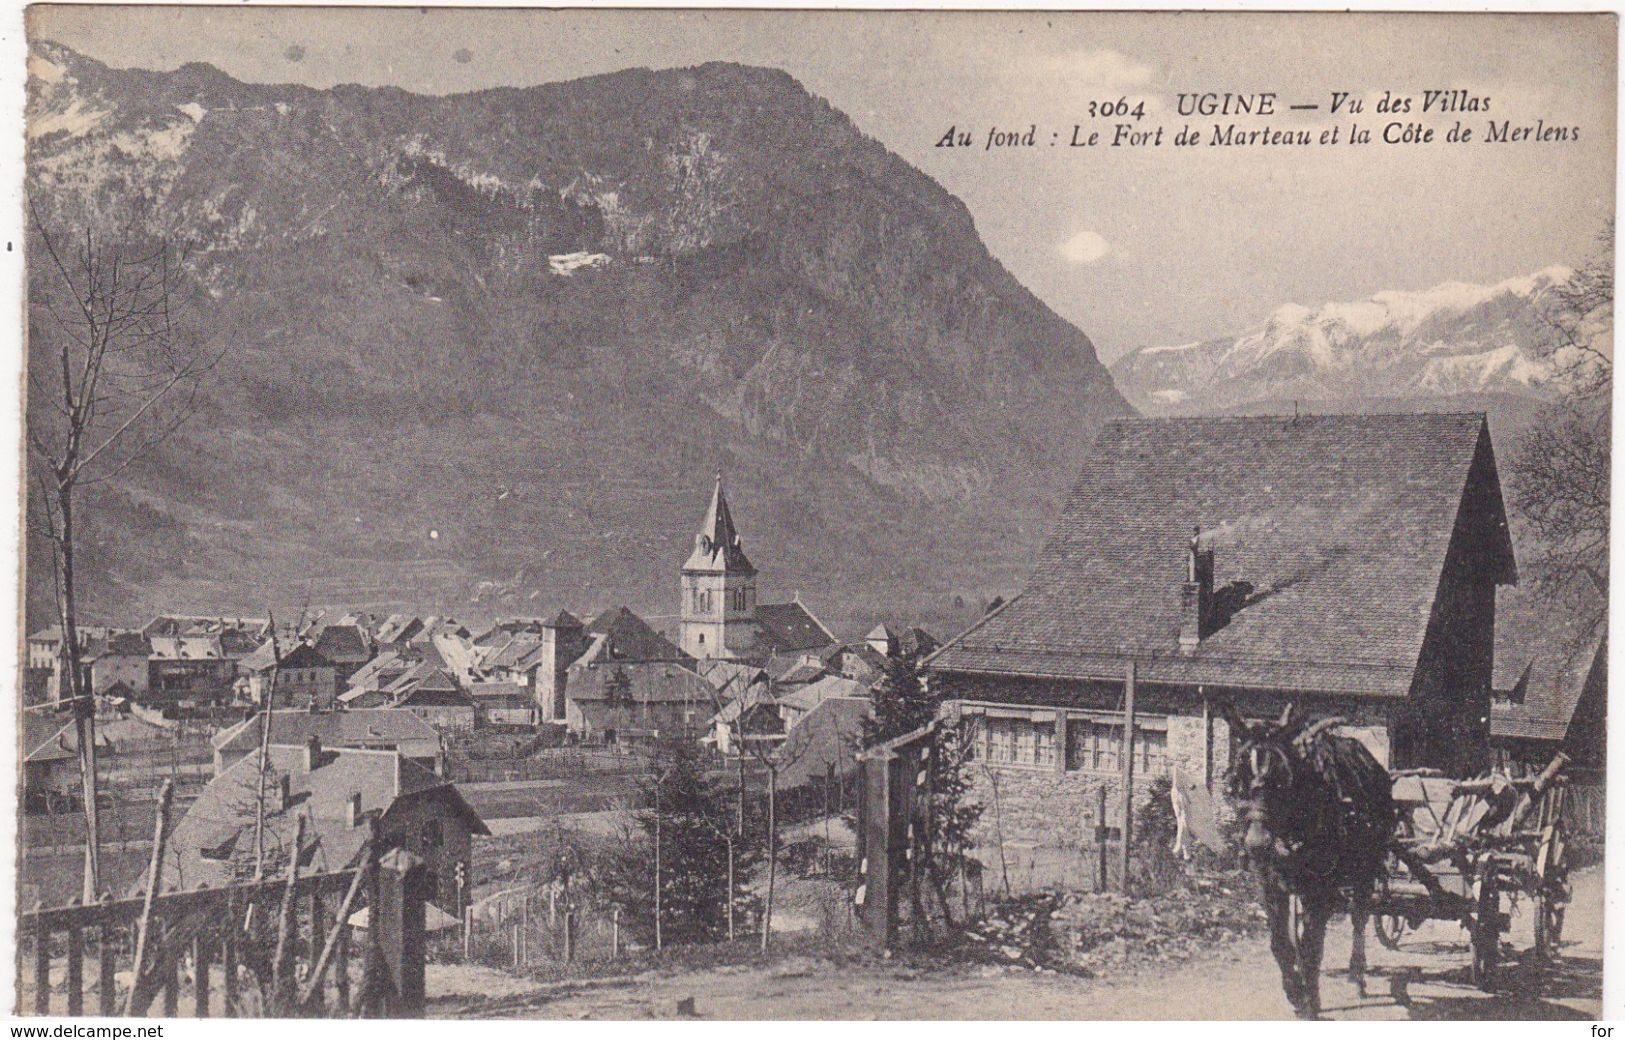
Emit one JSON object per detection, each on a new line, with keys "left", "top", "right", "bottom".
{"left": 304, "top": 733, "right": 322, "bottom": 773}
{"left": 346, "top": 790, "right": 364, "bottom": 828}
{"left": 1179, "top": 527, "right": 1215, "bottom": 655}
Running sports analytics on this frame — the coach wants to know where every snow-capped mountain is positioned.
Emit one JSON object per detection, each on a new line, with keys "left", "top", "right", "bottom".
{"left": 1112, "top": 269, "right": 1591, "bottom": 413}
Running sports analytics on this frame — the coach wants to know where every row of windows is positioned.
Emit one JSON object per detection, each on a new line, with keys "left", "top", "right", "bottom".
{"left": 976, "top": 714, "right": 1168, "bottom": 775}
{"left": 691, "top": 587, "right": 752, "bottom": 613}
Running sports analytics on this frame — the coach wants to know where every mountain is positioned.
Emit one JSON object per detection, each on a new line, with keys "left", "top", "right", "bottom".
{"left": 1111, "top": 270, "right": 1577, "bottom": 415}
{"left": 24, "top": 42, "right": 1129, "bottom": 635}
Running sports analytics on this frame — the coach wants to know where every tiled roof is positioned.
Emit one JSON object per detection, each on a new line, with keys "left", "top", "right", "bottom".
{"left": 468, "top": 680, "right": 528, "bottom": 703}
{"left": 775, "top": 697, "right": 873, "bottom": 788}
{"left": 314, "top": 624, "right": 371, "bottom": 662}
{"left": 755, "top": 601, "right": 837, "bottom": 655}
{"left": 212, "top": 708, "right": 441, "bottom": 755}
{"left": 698, "top": 659, "right": 769, "bottom": 696}
{"left": 1491, "top": 584, "right": 1605, "bottom": 742}
{"left": 483, "top": 634, "right": 544, "bottom": 671}
{"left": 929, "top": 413, "right": 1513, "bottom": 697}
{"left": 585, "top": 606, "right": 689, "bottom": 663}
{"left": 569, "top": 660, "right": 715, "bottom": 705}
{"left": 777, "top": 674, "right": 866, "bottom": 713}
{"left": 162, "top": 743, "right": 486, "bottom": 892}
{"left": 775, "top": 660, "right": 829, "bottom": 686}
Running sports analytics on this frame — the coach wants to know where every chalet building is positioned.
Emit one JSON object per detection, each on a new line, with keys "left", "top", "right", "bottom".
{"left": 162, "top": 738, "right": 487, "bottom": 910}
{"left": 678, "top": 475, "right": 836, "bottom": 662}
{"left": 211, "top": 707, "right": 444, "bottom": 777}
{"left": 1490, "top": 585, "right": 1606, "bottom": 779}
{"left": 24, "top": 712, "right": 176, "bottom": 813}
{"left": 925, "top": 413, "right": 1517, "bottom": 852}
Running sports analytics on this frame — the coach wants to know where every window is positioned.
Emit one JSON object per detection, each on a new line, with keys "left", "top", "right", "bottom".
{"left": 1066, "top": 719, "right": 1167, "bottom": 775}
{"left": 977, "top": 715, "right": 1056, "bottom": 768}
{"left": 421, "top": 820, "right": 444, "bottom": 849}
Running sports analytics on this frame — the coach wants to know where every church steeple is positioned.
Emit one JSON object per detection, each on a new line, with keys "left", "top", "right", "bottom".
{"left": 684, "top": 472, "right": 756, "bottom": 576}
{"left": 680, "top": 473, "right": 758, "bottom": 659}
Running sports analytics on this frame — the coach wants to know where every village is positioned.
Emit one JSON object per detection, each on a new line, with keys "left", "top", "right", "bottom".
{"left": 18, "top": 414, "right": 1605, "bottom": 1019}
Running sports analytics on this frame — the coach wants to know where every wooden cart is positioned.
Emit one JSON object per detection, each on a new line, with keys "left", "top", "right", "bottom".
{"left": 1370, "top": 753, "right": 1571, "bottom": 990}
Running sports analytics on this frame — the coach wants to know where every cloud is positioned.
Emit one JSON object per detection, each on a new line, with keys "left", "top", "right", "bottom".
{"left": 284, "top": 43, "right": 305, "bottom": 63}
{"left": 1058, "top": 230, "right": 1112, "bottom": 265}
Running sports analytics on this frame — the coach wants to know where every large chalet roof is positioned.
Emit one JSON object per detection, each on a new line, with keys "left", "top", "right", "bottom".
{"left": 162, "top": 743, "right": 485, "bottom": 893}
{"left": 928, "top": 413, "right": 1516, "bottom": 697}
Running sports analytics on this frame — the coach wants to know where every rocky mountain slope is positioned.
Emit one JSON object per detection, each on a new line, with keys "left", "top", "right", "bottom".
{"left": 1111, "top": 270, "right": 1576, "bottom": 414}
{"left": 25, "top": 42, "right": 1129, "bottom": 633}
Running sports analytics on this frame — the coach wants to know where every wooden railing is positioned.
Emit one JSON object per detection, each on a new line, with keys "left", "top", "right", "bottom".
{"left": 19, "top": 850, "right": 430, "bottom": 1018}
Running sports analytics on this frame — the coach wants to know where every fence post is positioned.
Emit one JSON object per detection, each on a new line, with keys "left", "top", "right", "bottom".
{"left": 612, "top": 908, "right": 620, "bottom": 959}
{"left": 67, "top": 922, "right": 83, "bottom": 1016}
{"left": 372, "top": 848, "right": 428, "bottom": 1017}
{"left": 1095, "top": 785, "right": 1110, "bottom": 891}
{"left": 564, "top": 911, "right": 575, "bottom": 963}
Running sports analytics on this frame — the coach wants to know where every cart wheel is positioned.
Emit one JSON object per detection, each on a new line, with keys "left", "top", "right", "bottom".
{"left": 1375, "top": 913, "right": 1408, "bottom": 950}
{"left": 1469, "top": 875, "right": 1500, "bottom": 991}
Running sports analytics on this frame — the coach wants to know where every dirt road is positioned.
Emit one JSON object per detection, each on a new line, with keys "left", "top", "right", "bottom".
{"left": 431, "top": 866, "right": 1602, "bottom": 1020}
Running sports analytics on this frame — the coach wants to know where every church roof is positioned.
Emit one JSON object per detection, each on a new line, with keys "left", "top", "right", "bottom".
{"left": 683, "top": 474, "right": 757, "bottom": 576}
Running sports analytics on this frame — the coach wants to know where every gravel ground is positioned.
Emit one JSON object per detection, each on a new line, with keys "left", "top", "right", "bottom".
{"left": 430, "top": 865, "right": 1603, "bottom": 1020}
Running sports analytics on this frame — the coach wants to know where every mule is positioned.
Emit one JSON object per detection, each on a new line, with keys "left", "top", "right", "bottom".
{"left": 1224, "top": 704, "right": 1396, "bottom": 1019}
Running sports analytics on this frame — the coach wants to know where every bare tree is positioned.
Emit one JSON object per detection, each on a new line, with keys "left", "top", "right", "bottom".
{"left": 1509, "top": 223, "right": 1613, "bottom": 662}
{"left": 27, "top": 207, "right": 223, "bottom": 900}
{"left": 706, "top": 673, "right": 815, "bottom": 953}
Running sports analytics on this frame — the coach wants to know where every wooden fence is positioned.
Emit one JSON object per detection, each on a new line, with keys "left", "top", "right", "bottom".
{"left": 1568, "top": 782, "right": 1605, "bottom": 838}
{"left": 18, "top": 850, "right": 431, "bottom": 1018}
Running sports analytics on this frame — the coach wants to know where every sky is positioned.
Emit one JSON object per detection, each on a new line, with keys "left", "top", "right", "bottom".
{"left": 29, "top": 7, "right": 1618, "bottom": 361}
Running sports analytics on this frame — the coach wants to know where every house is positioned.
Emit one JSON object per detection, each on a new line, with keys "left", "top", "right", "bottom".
{"left": 146, "top": 656, "right": 239, "bottom": 708}
{"left": 22, "top": 713, "right": 85, "bottom": 812}
{"left": 1490, "top": 585, "right": 1606, "bottom": 779}
{"left": 562, "top": 658, "right": 715, "bottom": 745}
{"left": 775, "top": 695, "right": 874, "bottom": 790}
{"left": 161, "top": 738, "right": 487, "bottom": 909}
{"left": 708, "top": 683, "right": 785, "bottom": 755}
{"left": 211, "top": 707, "right": 444, "bottom": 777}
{"left": 529, "top": 606, "right": 691, "bottom": 727}
{"left": 279, "top": 644, "right": 342, "bottom": 708}
{"left": 84, "top": 632, "right": 152, "bottom": 698}
{"left": 24, "top": 625, "right": 129, "bottom": 703}
{"left": 387, "top": 665, "right": 478, "bottom": 732}
{"left": 777, "top": 674, "right": 868, "bottom": 729}
{"left": 678, "top": 475, "right": 837, "bottom": 662}
{"left": 23, "top": 711, "right": 178, "bottom": 812}
{"left": 468, "top": 681, "right": 538, "bottom": 727}
{"left": 311, "top": 623, "right": 374, "bottom": 681}
{"left": 925, "top": 413, "right": 1518, "bottom": 852}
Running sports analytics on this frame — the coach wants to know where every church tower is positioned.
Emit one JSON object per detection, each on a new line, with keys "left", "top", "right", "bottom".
{"left": 680, "top": 474, "right": 758, "bottom": 659}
